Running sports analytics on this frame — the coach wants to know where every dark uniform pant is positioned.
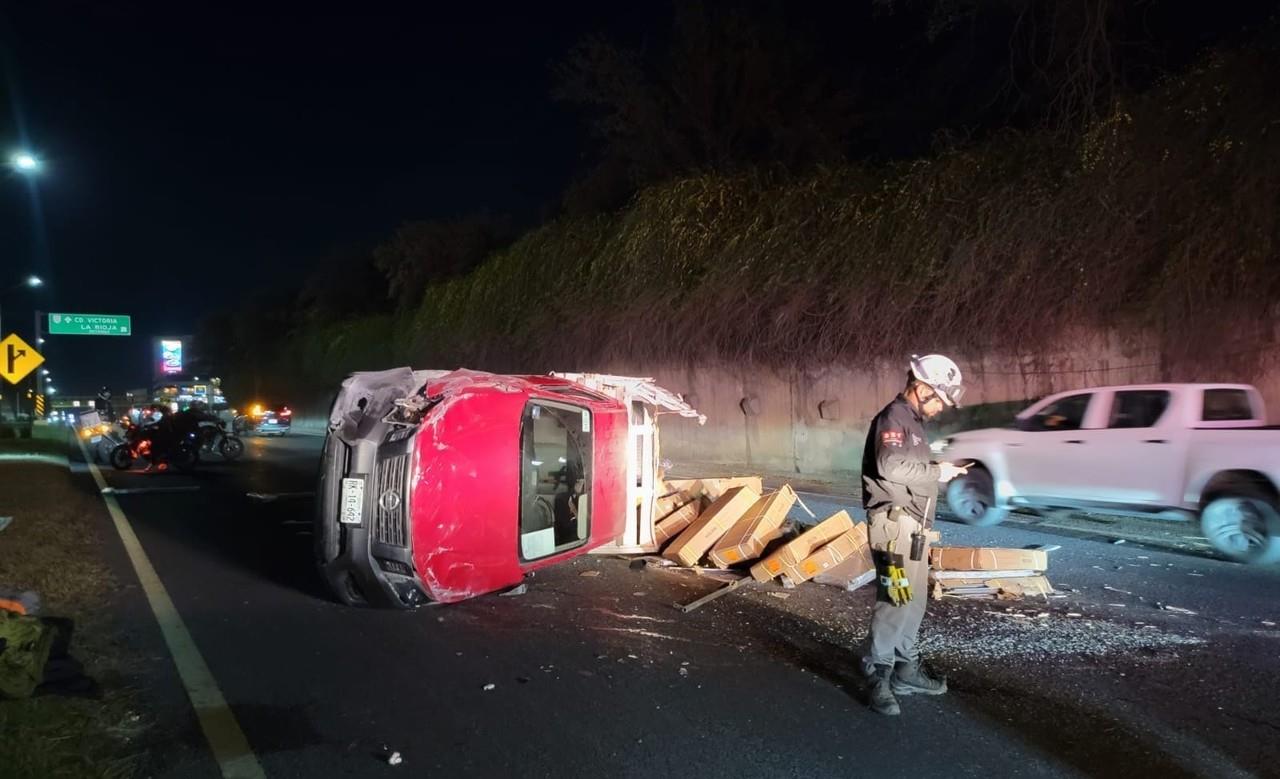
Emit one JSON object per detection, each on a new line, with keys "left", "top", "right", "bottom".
{"left": 862, "top": 506, "right": 931, "bottom": 673}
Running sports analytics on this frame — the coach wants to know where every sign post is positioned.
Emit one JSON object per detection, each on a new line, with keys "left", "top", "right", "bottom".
{"left": 47, "top": 312, "right": 132, "bottom": 336}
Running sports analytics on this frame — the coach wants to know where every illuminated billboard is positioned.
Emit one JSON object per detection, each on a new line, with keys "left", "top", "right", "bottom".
{"left": 160, "top": 339, "right": 183, "bottom": 376}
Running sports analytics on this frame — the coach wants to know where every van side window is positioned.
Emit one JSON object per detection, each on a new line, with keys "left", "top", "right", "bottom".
{"left": 519, "top": 400, "right": 592, "bottom": 560}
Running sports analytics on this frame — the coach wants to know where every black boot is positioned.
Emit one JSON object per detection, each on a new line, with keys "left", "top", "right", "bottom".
{"left": 868, "top": 666, "right": 901, "bottom": 716}
{"left": 892, "top": 661, "right": 947, "bottom": 696}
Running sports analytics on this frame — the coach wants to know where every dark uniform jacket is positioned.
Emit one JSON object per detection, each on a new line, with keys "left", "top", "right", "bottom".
{"left": 862, "top": 395, "right": 940, "bottom": 523}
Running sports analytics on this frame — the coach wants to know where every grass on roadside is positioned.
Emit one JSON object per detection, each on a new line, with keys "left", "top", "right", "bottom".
{"left": 0, "top": 426, "right": 148, "bottom": 778}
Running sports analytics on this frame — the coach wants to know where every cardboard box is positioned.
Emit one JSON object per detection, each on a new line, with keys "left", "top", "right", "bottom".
{"left": 813, "top": 555, "right": 878, "bottom": 592}
{"left": 750, "top": 510, "right": 855, "bottom": 581}
{"left": 929, "top": 573, "right": 1054, "bottom": 599}
{"left": 664, "top": 477, "right": 764, "bottom": 502}
{"left": 654, "top": 501, "right": 702, "bottom": 546}
{"left": 656, "top": 490, "right": 697, "bottom": 520}
{"left": 708, "top": 485, "right": 798, "bottom": 567}
{"left": 663, "top": 485, "right": 761, "bottom": 567}
{"left": 929, "top": 546, "right": 1049, "bottom": 572}
{"left": 781, "top": 524, "right": 869, "bottom": 584}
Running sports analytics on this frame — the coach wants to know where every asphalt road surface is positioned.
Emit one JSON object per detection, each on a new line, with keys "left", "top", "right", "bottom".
{"left": 65, "top": 433, "right": 1280, "bottom": 778}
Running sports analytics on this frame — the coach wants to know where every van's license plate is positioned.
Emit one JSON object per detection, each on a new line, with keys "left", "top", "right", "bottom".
{"left": 340, "top": 478, "right": 365, "bottom": 524}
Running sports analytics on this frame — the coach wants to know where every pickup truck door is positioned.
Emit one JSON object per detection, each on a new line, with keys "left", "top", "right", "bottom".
{"left": 1072, "top": 389, "right": 1187, "bottom": 507}
{"left": 1002, "top": 391, "right": 1101, "bottom": 501}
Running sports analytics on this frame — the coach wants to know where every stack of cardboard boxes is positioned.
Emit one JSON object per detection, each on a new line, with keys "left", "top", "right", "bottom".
{"left": 654, "top": 481, "right": 878, "bottom": 592}
{"left": 927, "top": 546, "right": 1054, "bottom": 599}
{"left": 651, "top": 482, "right": 1053, "bottom": 603}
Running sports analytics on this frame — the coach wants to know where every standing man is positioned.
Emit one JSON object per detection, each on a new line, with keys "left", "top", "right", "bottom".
{"left": 862, "top": 354, "right": 968, "bottom": 716}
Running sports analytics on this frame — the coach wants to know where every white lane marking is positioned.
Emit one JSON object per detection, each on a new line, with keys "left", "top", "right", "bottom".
{"left": 101, "top": 485, "right": 202, "bottom": 495}
{"left": 245, "top": 491, "right": 314, "bottom": 502}
{"left": 77, "top": 437, "right": 266, "bottom": 779}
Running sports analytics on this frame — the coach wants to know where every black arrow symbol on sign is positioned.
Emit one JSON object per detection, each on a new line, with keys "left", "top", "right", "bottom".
{"left": 6, "top": 344, "right": 27, "bottom": 374}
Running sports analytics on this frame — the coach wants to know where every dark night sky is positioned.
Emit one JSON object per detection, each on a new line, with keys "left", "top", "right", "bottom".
{"left": 2, "top": 1, "right": 1273, "bottom": 398}
{"left": 0, "top": 2, "right": 658, "bottom": 395}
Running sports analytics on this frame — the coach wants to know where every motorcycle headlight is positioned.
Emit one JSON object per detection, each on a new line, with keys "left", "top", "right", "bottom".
{"left": 929, "top": 438, "right": 951, "bottom": 454}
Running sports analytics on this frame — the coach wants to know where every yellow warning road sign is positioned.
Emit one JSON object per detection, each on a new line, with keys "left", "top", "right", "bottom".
{"left": 35, "top": 394, "right": 45, "bottom": 417}
{"left": 0, "top": 333, "right": 44, "bottom": 384}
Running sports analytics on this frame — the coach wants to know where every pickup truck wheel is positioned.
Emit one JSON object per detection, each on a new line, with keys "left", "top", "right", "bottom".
{"left": 946, "top": 466, "right": 1009, "bottom": 527}
{"left": 1200, "top": 493, "right": 1280, "bottom": 565}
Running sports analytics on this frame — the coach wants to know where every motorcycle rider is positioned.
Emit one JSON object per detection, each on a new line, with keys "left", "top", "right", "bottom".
{"left": 172, "top": 399, "right": 217, "bottom": 440}
{"left": 862, "top": 354, "right": 968, "bottom": 716}
{"left": 94, "top": 386, "right": 115, "bottom": 420}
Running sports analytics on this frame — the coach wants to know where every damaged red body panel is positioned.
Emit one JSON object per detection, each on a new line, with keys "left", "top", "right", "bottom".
{"left": 316, "top": 369, "right": 637, "bottom": 607}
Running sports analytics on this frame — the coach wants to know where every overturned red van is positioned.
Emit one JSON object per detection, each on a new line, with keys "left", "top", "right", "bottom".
{"left": 315, "top": 368, "right": 703, "bottom": 607}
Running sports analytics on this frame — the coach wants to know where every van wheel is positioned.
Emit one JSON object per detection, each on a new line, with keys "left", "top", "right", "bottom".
{"left": 946, "top": 466, "right": 1009, "bottom": 527}
{"left": 1200, "top": 489, "right": 1280, "bottom": 565}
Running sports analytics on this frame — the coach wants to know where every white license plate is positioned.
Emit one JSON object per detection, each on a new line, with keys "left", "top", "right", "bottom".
{"left": 340, "top": 478, "right": 365, "bottom": 524}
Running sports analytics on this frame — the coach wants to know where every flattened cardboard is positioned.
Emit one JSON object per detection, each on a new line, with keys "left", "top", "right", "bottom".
{"left": 654, "top": 501, "right": 702, "bottom": 546}
{"left": 812, "top": 556, "right": 877, "bottom": 592}
{"left": 708, "top": 485, "right": 798, "bottom": 567}
{"left": 929, "top": 546, "right": 1049, "bottom": 572}
{"left": 663, "top": 485, "right": 761, "bottom": 567}
{"left": 929, "top": 573, "right": 1055, "bottom": 599}
{"left": 750, "top": 510, "right": 854, "bottom": 582}
{"left": 781, "top": 524, "right": 869, "bottom": 584}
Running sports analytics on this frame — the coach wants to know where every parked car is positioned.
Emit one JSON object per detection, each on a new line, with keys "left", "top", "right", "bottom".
{"left": 315, "top": 368, "right": 704, "bottom": 608}
{"left": 938, "top": 383, "right": 1280, "bottom": 564}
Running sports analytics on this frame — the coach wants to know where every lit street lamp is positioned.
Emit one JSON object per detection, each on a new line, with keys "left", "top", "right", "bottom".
{"left": 9, "top": 152, "right": 41, "bottom": 173}
{"left": 0, "top": 274, "right": 45, "bottom": 337}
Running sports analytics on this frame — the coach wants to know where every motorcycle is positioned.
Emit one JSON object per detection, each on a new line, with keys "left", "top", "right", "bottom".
{"left": 109, "top": 419, "right": 200, "bottom": 473}
{"left": 79, "top": 420, "right": 126, "bottom": 464}
{"left": 198, "top": 420, "right": 245, "bottom": 461}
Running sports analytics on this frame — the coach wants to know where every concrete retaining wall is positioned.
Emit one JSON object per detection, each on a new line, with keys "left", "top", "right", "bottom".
{"left": 275, "top": 328, "right": 1280, "bottom": 477}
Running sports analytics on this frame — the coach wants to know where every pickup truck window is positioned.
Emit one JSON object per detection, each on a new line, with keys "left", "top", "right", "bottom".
{"left": 519, "top": 400, "right": 592, "bottom": 561}
{"left": 1108, "top": 390, "right": 1171, "bottom": 429}
{"left": 1023, "top": 393, "right": 1092, "bottom": 431}
{"left": 1202, "top": 388, "right": 1253, "bottom": 421}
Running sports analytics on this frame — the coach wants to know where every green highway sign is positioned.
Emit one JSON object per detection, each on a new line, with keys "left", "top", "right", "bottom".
{"left": 48, "top": 312, "right": 133, "bottom": 336}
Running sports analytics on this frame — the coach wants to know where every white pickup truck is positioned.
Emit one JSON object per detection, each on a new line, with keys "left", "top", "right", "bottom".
{"left": 936, "top": 383, "right": 1280, "bottom": 564}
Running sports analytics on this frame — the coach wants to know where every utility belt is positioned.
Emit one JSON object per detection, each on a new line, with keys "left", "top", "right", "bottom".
{"left": 869, "top": 504, "right": 930, "bottom": 529}
{"left": 868, "top": 505, "right": 940, "bottom": 552}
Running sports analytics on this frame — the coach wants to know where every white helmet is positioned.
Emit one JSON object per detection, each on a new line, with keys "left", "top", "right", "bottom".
{"left": 910, "top": 354, "right": 964, "bottom": 408}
